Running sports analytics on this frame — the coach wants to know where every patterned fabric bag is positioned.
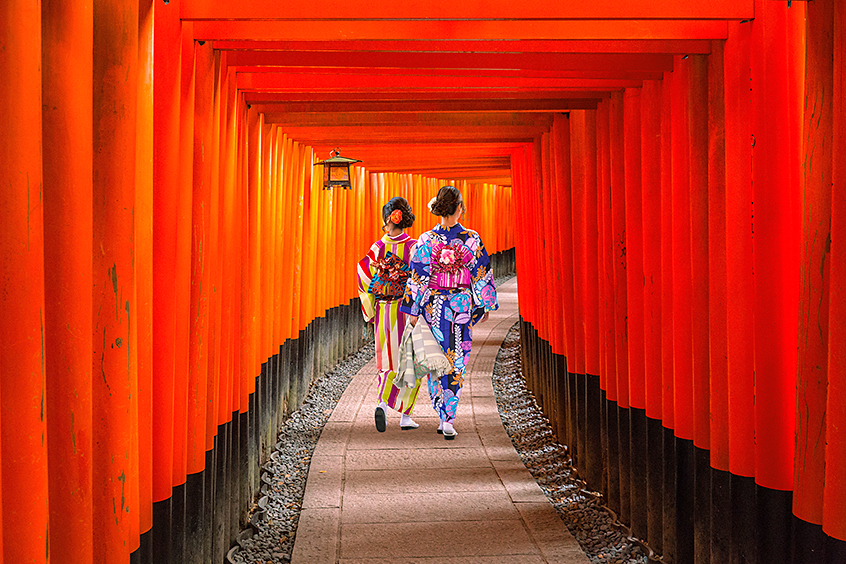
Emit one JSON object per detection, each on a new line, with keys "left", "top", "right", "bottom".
{"left": 368, "top": 251, "right": 410, "bottom": 300}
{"left": 394, "top": 321, "right": 452, "bottom": 389}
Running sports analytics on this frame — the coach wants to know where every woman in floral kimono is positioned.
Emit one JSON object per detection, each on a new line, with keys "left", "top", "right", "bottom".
{"left": 400, "top": 186, "right": 499, "bottom": 439}
{"left": 357, "top": 196, "right": 423, "bottom": 432}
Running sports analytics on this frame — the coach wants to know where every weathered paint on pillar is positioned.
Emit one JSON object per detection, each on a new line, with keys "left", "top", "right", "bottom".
{"left": 0, "top": 2, "right": 48, "bottom": 562}
{"left": 92, "top": 0, "right": 139, "bottom": 558}
{"left": 42, "top": 0, "right": 95, "bottom": 561}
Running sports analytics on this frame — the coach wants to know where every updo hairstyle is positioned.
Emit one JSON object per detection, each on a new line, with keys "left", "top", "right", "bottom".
{"left": 430, "top": 185, "right": 466, "bottom": 217}
{"left": 382, "top": 196, "right": 415, "bottom": 229}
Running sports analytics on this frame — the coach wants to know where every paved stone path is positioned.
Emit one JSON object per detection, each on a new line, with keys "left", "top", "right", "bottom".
{"left": 291, "top": 278, "right": 589, "bottom": 563}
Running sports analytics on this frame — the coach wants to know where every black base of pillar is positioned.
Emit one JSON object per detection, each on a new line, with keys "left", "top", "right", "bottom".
{"left": 757, "top": 485, "right": 792, "bottom": 564}
{"left": 646, "top": 416, "right": 664, "bottom": 553}
{"left": 151, "top": 496, "right": 172, "bottom": 564}
{"left": 710, "top": 467, "right": 731, "bottom": 564}
{"left": 630, "top": 407, "right": 648, "bottom": 541}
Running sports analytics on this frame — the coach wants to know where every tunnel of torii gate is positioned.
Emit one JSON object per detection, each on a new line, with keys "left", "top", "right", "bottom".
{"left": 1, "top": 0, "right": 845, "bottom": 563}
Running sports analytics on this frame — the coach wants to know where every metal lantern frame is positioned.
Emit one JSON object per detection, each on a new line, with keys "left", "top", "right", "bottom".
{"left": 314, "top": 148, "right": 362, "bottom": 189}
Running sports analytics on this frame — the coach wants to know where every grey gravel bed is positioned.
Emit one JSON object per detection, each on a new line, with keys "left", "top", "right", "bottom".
{"left": 229, "top": 345, "right": 374, "bottom": 564}
{"left": 230, "top": 303, "right": 651, "bottom": 564}
{"left": 493, "top": 323, "right": 651, "bottom": 564}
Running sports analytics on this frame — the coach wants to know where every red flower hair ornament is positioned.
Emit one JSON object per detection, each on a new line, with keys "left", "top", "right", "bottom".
{"left": 389, "top": 209, "right": 403, "bottom": 224}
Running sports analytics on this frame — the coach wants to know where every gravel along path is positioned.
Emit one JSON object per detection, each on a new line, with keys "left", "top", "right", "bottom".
{"left": 493, "top": 324, "right": 651, "bottom": 564}
{"left": 231, "top": 318, "right": 652, "bottom": 564}
{"left": 229, "top": 345, "right": 374, "bottom": 564}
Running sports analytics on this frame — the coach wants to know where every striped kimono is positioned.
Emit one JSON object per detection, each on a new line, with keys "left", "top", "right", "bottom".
{"left": 400, "top": 223, "right": 499, "bottom": 424}
{"left": 357, "top": 232, "right": 423, "bottom": 415}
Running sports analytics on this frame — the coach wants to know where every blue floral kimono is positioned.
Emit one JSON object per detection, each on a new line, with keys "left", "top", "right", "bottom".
{"left": 399, "top": 223, "right": 499, "bottom": 424}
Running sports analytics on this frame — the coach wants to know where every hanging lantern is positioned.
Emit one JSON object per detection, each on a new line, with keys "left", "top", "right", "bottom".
{"left": 314, "top": 148, "right": 361, "bottom": 189}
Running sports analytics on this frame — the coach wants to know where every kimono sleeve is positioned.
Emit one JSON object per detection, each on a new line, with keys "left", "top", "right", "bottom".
{"left": 357, "top": 241, "right": 381, "bottom": 322}
{"left": 469, "top": 231, "right": 499, "bottom": 322}
{"left": 399, "top": 237, "right": 431, "bottom": 317}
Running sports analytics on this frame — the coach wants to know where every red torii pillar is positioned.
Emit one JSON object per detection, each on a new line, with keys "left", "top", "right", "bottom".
{"left": 0, "top": 2, "right": 49, "bottom": 562}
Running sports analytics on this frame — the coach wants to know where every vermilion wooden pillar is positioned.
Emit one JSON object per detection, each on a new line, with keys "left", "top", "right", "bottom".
{"left": 687, "top": 51, "right": 711, "bottom": 564}
{"left": 624, "top": 87, "right": 645, "bottom": 411}
{"left": 723, "top": 20, "right": 755, "bottom": 480}
{"left": 204, "top": 49, "right": 222, "bottom": 455}
{"left": 609, "top": 91, "right": 629, "bottom": 412}
{"left": 42, "top": 1, "right": 94, "bottom": 562}
{"left": 824, "top": 0, "right": 846, "bottom": 542}
{"left": 173, "top": 20, "right": 196, "bottom": 498}
{"left": 751, "top": 0, "right": 799, "bottom": 493}
{"left": 793, "top": 0, "right": 833, "bottom": 528}
{"left": 671, "top": 55, "right": 694, "bottom": 443}
{"left": 641, "top": 80, "right": 662, "bottom": 420}
{"left": 136, "top": 0, "right": 155, "bottom": 542}
{"left": 582, "top": 110, "right": 600, "bottom": 378}
{"left": 597, "top": 99, "right": 615, "bottom": 403}
{"left": 707, "top": 40, "right": 729, "bottom": 473}
{"left": 188, "top": 39, "right": 214, "bottom": 479}
{"left": 92, "top": 0, "right": 139, "bottom": 559}
{"left": 688, "top": 54, "right": 710, "bottom": 452}
{"left": 152, "top": 0, "right": 181, "bottom": 507}
{"left": 0, "top": 2, "right": 48, "bottom": 562}
{"left": 553, "top": 115, "right": 576, "bottom": 366}
{"left": 659, "top": 70, "right": 675, "bottom": 433}
{"left": 570, "top": 113, "right": 587, "bottom": 376}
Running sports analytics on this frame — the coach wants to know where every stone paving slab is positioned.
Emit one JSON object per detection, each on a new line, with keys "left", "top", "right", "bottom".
{"left": 292, "top": 278, "right": 590, "bottom": 564}
{"left": 341, "top": 490, "right": 520, "bottom": 523}
{"left": 339, "top": 520, "right": 537, "bottom": 559}
{"left": 344, "top": 467, "right": 506, "bottom": 495}
{"left": 340, "top": 557, "right": 548, "bottom": 564}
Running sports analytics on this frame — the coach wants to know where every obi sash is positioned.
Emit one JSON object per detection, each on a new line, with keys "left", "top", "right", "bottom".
{"left": 429, "top": 239, "right": 473, "bottom": 290}
{"left": 368, "top": 251, "right": 410, "bottom": 300}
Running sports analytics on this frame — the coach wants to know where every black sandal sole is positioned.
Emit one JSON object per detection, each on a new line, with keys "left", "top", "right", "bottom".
{"left": 375, "top": 407, "right": 386, "bottom": 432}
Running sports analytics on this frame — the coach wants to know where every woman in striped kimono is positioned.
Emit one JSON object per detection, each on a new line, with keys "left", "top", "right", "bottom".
{"left": 357, "top": 197, "right": 423, "bottom": 432}
{"left": 400, "top": 186, "right": 499, "bottom": 440}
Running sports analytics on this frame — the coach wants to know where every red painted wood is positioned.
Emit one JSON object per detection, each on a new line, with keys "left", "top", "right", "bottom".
{"left": 136, "top": 0, "right": 155, "bottom": 535}
{"left": 152, "top": 0, "right": 181, "bottom": 501}
{"left": 227, "top": 51, "right": 675, "bottom": 73}
{"left": 193, "top": 19, "right": 729, "bottom": 43}
{"left": 751, "top": 0, "right": 799, "bottom": 491}
{"left": 215, "top": 39, "right": 714, "bottom": 55}
{"left": 723, "top": 21, "right": 755, "bottom": 478}
{"left": 688, "top": 54, "right": 710, "bottom": 450}
{"left": 823, "top": 1, "right": 846, "bottom": 540}
{"left": 0, "top": 2, "right": 48, "bottom": 561}
{"left": 92, "top": 0, "right": 139, "bottom": 557}
{"left": 188, "top": 40, "right": 214, "bottom": 475}
{"left": 182, "top": 0, "right": 752, "bottom": 20}
{"left": 624, "top": 87, "right": 646, "bottom": 410}
{"left": 708, "top": 41, "right": 729, "bottom": 472}
{"left": 660, "top": 71, "right": 675, "bottom": 429}
{"left": 794, "top": 0, "right": 832, "bottom": 526}
{"left": 609, "top": 91, "right": 629, "bottom": 409}
{"left": 597, "top": 100, "right": 616, "bottom": 400}
{"left": 570, "top": 112, "right": 587, "bottom": 375}
{"left": 554, "top": 115, "right": 576, "bottom": 363}
{"left": 173, "top": 18, "right": 196, "bottom": 487}
{"left": 640, "top": 80, "right": 663, "bottom": 420}
{"left": 582, "top": 110, "right": 601, "bottom": 377}
{"left": 239, "top": 72, "right": 645, "bottom": 92}
{"left": 42, "top": 0, "right": 95, "bottom": 561}
{"left": 671, "top": 56, "right": 693, "bottom": 441}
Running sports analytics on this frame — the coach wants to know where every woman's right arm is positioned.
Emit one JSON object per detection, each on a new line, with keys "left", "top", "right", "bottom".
{"left": 356, "top": 242, "right": 380, "bottom": 322}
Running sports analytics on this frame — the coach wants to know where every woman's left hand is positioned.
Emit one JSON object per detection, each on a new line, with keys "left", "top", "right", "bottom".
{"left": 479, "top": 312, "right": 489, "bottom": 324}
